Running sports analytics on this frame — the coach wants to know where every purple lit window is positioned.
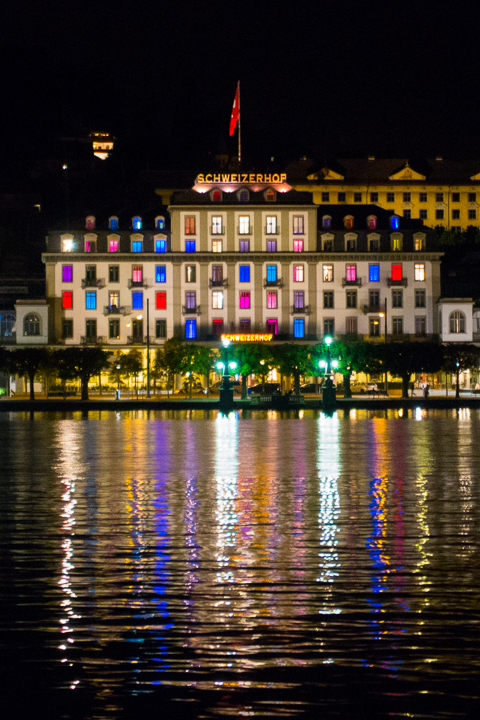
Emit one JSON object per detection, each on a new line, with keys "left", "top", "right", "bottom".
{"left": 62, "top": 265, "right": 73, "bottom": 282}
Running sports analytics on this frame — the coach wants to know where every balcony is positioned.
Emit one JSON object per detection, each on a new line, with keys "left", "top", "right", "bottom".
{"left": 387, "top": 277, "right": 408, "bottom": 287}
{"left": 342, "top": 277, "right": 362, "bottom": 287}
{"left": 127, "top": 335, "right": 148, "bottom": 345}
{"left": 290, "top": 304, "right": 311, "bottom": 315}
{"left": 182, "top": 304, "right": 201, "bottom": 315}
{"left": 80, "top": 336, "right": 105, "bottom": 345}
{"left": 362, "top": 303, "right": 385, "bottom": 314}
{"left": 209, "top": 278, "right": 228, "bottom": 288}
{"left": 128, "top": 278, "right": 149, "bottom": 288}
{"left": 210, "top": 227, "right": 224, "bottom": 235}
{"left": 103, "top": 305, "right": 126, "bottom": 315}
{"left": 263, "top": 278, "right": 283, "bottom": 288}
{"left": 81, "top": 278, "right": 105, "bottom": 289}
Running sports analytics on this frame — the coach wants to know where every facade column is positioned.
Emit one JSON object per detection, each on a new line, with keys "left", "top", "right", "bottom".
{"left": 172, "top": 262, "right": 182, "bottom": 338}
{"left": 307, "top": 261, "right": 318, "bottom": 339}
{"left": 254, "top": 262, "right": 263, "bottom": 332}
{"left": 281, "top": 261, "right": 291, "bottom": 336}
{"left": 226, "top": 262, "right": 236, "bottom": 333}
{"left": 199, "top": 261, "right": 209, "bottom": 339}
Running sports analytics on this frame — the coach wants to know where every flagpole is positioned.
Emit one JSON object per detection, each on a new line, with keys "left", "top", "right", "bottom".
{"left": 238, "top": 81, "right": 241, "bottom": 164}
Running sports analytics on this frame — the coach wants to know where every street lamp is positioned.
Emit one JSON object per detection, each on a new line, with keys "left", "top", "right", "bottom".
{"left": 321, "top": 335, "right": 337, "bottom": 406}
{"left": 219, "top": 338, "right": 235, "bottom": 409}
{"left": 379, "top": 297, "right": 388, "bottom": 395}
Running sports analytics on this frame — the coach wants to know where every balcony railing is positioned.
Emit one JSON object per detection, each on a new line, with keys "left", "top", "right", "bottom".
{"left": 362, "top": 303, "right": 385, "bottom": 314}
{"left": 209, "top": 278, "right": 228, "bottom": 288}
{"left": 182, "top": 304, "right": 201, "bottom": 315}
{"left": 387, "top": 277, "right": 408, "bottom": 287}
{"left": 80, "top": 335, "right": 105, "bottom": 345}
{"left": 127, "top": 335, "right": 148, "bottom": 345}
{"left": 128, "top": 278, "right": 149, "bottom": 288}
{"left": 103, "top": 305, "right": 126, "bottom": 315}
{"left": 342, "top": 277, "right": 362, "bottom": 287}
{"left": 210, "top": 227, "right": 224, "bottom": 235}
{"left": 81, "top": 278, "right": 105, "bottom": 289}
{"left": 290, "top": 304, "right": 311, "bottom": 315}
{"left": 263, "top": 278, "right": 283, "bottom": 288}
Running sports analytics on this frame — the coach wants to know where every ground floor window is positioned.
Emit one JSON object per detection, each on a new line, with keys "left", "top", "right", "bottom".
{"left": 266, "top": 319, "right": 278, "bottom": 335}
{"left": 369, "top": 317, "right": 380, "bottom": 337}
{"left": 156, "top": 319, "right": 166, "bottom": 339}
{"left": 185, "top": 319, "right": 197, "bottom": 339}
{"left": 392, "top": 317, "right": 403, "bottom": 335}
{"left": 212, "top": 319, "right": 223, "bottom": 338}
{"left": 62, "top": 319, "right": 73, "bottom": 339}
{"left": 240, "top": 318, "right": 251, "bottom": 333}
{"left": 109, "top": 319, "right": 120, "bottom": 339}
{"left": 293, "top": 318, "right": 305, "bottom": 338}
{"left": 323, "top": 318, "right": 334, "bottom": 336}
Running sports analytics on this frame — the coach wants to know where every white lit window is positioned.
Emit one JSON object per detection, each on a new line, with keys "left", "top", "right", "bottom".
{"left": 62, "top": 235, "right": 74, "bottom": 252}
{"left": 239, "top": 216, "right": 250, "bottom": 234}
{"left": 212, "top": 291, "right": 224, "bottom": 309}
{"left": 415, "top": 263, "right": 425, "bottom": 281}
{"left": 293, "top": 216, "right": 304, "bottom": 234}
{"left": 212, "top": 216, "right": 223, "bottom": 234}
{"left": 323, "top": 265, "right": 333, "bottom": 282}
{"left": 212, "top": 240, "right": 222, "bottom": 253}
{"left": 266, "top": 216, "right": 277, "bottom": 234}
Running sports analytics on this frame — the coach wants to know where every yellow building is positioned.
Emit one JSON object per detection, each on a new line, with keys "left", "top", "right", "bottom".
{"left": 287, "top": 157, "right": 480, "bottom": 232}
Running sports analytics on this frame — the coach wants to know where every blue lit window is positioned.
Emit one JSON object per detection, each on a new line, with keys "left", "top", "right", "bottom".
{"left": 156, "top": 265, "right": 166, "bottom": 283}
{"left": 369, "top": 264, "right": 380, "bottom": 282}
{"left": 132, "top": 240, "right": 143, "bottom": 252}
{"left": 85, "top": 291, "right": 97, "bottom": 309}
{"left": 155, "top": 239, "right": 167, "bottom": 253}
{"left": 132, "top": 216, "right": 142, "bottom": 230}
{"left": 132, "top": 291, "right": 143, "bottom": 309}
{"left": 293, "top": 318, "right": 305, "bottom": 338}
{"left": 185, "top": 319, "right": 197, "bottom": 339}
{"left": 266, "top": 265, "right": 277, "bottom": 282}
{"left": 156, "top": 216, "right": 165, "bottom": 230}
{"left": 185, "top": 240, "right": 196, "bottom": 253}
{"left": 109, "top": 216, "right": 118, "bottom": 230}
{"left": 391, "top": 216, "right": 399, "bottom": 230}
{"left": 239, "top": 265, "right": 250, "bottom": 282}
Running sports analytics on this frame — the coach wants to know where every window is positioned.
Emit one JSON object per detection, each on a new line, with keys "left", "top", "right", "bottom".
{"left": 86, "top": 215, "right": 95, "bottom": 230}
{"left": 294, "top": 291, "right": 304, "bottom": 309}
{"left": 265, "top": 189, "right": 276, "bottom": 202}
{"left": 345, "top": 235, "right": 356, "bottom": 251}
{"left": 392, "top": 264, "right": 402, "bottom": 281}
{"left": 436, "top": 193, "right": 444, "bottom": 202}
{"left": 419, "top": 209, "right": 428, "bottom": 220}
{"left": 156, "top": 239, "right": 167, "bottom": 253}
{"left": 109, "top": 319, "right": 120, "bottom": 339}
{"left": 212, "top": 291, "right": 224, "bottom": 309}
{"left": 293, "top": 239, "right": 304, "bottom": 252}
{"left": 403, "top": 209, "right": 412, "bottom": 220}
{"left": 185, "top": 291, "right": 196, "bottom": 309}
{"left": 346, "top": 317, "right": 357, "bottom": 335}
{"left": 367, "top": 216, "right": 377, "bottom": 230}
{"left": 212, "top": 239, "right": 222, "bottom": 252}
{"left": 240, "top": 291, "right": 250, "bottom": 309}
{"left": 132, "top": 239, "right": 143, "bottom": 252}
{"left": 156, "top": 291, "right": 166, "bottom": 310}
{"left": 354, "top": 192, "right": 362, "bottom": 202}
{"left": 239, "top": 265, "right": 250, "bottom": 282}
{"left": 403, "top": 192, "right": 411, "bottom": 202}
{"left": 62, "top": 265, "right": 73, "bottom": 282}
{"left": 85, "top": 264, "right": 96, "bottom": 284}
{"left": 132, "top": 265, "right": 143, "bottom": 284}
{"left": 322, "top": 235, "right": 333, "bottom": 251}
{"left": 266, "top": 319, "right": 278, "bottom": 335}
{"left": 346, "top": 264, "right": 356, "bottom": 282}
{"left": 419, "top": 192, "right": 428, "bottom": 203}
{"left": 211, "top": 216, "right": 223, "bottom": 234}
{"left": 132, "top": 291, "right": 143, "bottom": 310}
{"left": 415, "top": 263, "right": 425, "bottom": 281}
{"left": 185, "top": 319, "right": 197, "bottom": 339}
{"left": 156, "top": 216, "right": 165, "bottom": 230}
{"left": 132, "top": 216, "right": 142, "bottom": 230}
{"left": 62, "top": 236, "right": 74, "bottom": 252}
{"left": 293, "top": 265, "right": 304, "bottom": 282}
{"left": 109, "top": 291, "right": 119, "bottom": 308}
{"left": 452, "top": 209, "right": 460, "bottom": 220}
{"left": 266, "top": 216, "right": 277, "bottom": 234}
{"left": 266, "top": 265, "right": 277, "bottom": 282}
{"left": 267, "top": 239, "right": 277, "bottom": 252}
{"left": 185, "top": 265, "right": 196, "bottom": 283}
{"left": 86, "top": 319, "right": 97, "bottom": 341}
{"left": 369, "top": 290, "right": 380, "bottom": 309}
{"left": 185, "top": 240, "right": 196, "bottom": 252}
{"left": 370, "top": 192, "right": 378, "bottom": 203}
{"left": 62, "top": 319, "right": 73, "bottom": 339}
{"left": 469, "top": 209, "right": 477, "bottom": 220}
{"left": 267, "top": 291, "right": 277, "bottom": 309}
{"left": 369, "top": 317, "right": 380, "bottom": 337}
{"left": 212, "top": 319, "right": 224, "bottom": 337}
{"left": 435, "top": 209, "right": 444, "bottom": 220}
{"left": 392, "top": 289, "right": 403, "bottom": 308}
{"left": 338, "top": 192, "right": 346, "bottom": 202}
{"left": 392, "top": 317, "right": 403, "bottom": 335}
{"left": 213, "top": 189, "right": 222, "bottom": 202}
{"left": 238, "top": 318, "right": 250, "bottom": 333}
{"left": 24, "top": 313, "right": 40, "bottom": 336}
{"left": 415, "top": 289, "right": 426, "bottom": 308}
{"left": 387, "top": 192, "right": 395, "bottom": 203}
{"left": 369, "top": 264, "right": 380, "bottom": 282}
{"left": 62, "top": 291, "right": 73, "bottom": 309}
{"left": 324, "top": 318, "right": 334, "bottom": 336}
{"left": 324, "top": 291, "right": 334, "bottom": 308}
{"left": 185, "top": 216, "right": 196, "bottom": 234}
{"left": 239, "top": 216, "right": 250, "bottom": 234}
{"left": 450, "top": 311, "right": 465, "bottom": 333}
{"left": 344, "top": 216, "right": 354, "bottom": 230}
{"left": 156, "top": 319, "right": 166, "bottom": 338}
{"left": 415, "top": 316, "right": 426, "bottom": 335}
{"left": 109, "top": 265, "right": 119, "bottom": 283}
{"left": 323, "top": 264, "right": 333, "bottom": 282}
{"left": 109, "top": 216, "right": 118, "bottom": 230}
{"left": 86, "top": 292, "right": 97, "bottom": 309}
{"left": 346, "top": 290, "right": 357, "bottom": 308}
{"left": 414, "top": 235, "right": 426, "bottom": 250}
{"left": 212, "top": 265, "right": 223, "bottom": 283}
{"left": 85, "top": 236, "right": 96, "bottom": 252}
{"left": 293, "top": 216, "right": 304, "bottom": 234}
{"left": 239, "top": 239, "right": 250, "bottom": 252}
{"left": 109, "top": 237, "right": 119, "bottom": 252}
{"left": 238, "top": 189, "right": 249, "bottom": 202}
{"left": 322, "top": 215, "right": 332, "bottom": 229}
{"left": 321, "top": 192, "right": 329, "bottom": 202}
{"left": 391, "top": 216, "right": 399, "bottom": 230}
{"left": 469, "top": 192, "right": 477, "bottom": 202}
{"left": 391, "top": 234, "right": 403, "bottom": 251}
{"left": 294, "top": 318, "right": 305, "bottom": 338}
{"left": 156, "top": 265, "right": 166, "bottom": 283}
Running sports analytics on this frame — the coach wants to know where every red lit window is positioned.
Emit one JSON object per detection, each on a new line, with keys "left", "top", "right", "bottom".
{"left": 392, "top": 264, "right": 402, "bottom": 281}
{"left": 185, "top": 216, "right": 196, "bottom": 234}
{"left": 156, "top": 291, "right": 166, "bottom": 310}
{"left": 62, "top": 291, "right": 73, "bottom": 309}
{"left": 212, "top": 319, "right": 223, "bottom": 336}
{"left": 344, "top": 216, "right": 354, "bottom": 230}
{"left": 212, "top": 190, "right": 222, "bottom": 202}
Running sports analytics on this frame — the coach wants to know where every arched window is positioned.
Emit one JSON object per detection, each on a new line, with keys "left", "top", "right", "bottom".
{"left": 132, "top": 216, "right": 142, "bottom": 230}
{"left": 367, "top": 215, "right": 377, "bottom": 230}
{"left": 238, "top": 189, "right": 249, "bottom": 202}
{"left": 344, "top": 215, "right": 354, "bottom": 230}
{"left": 450, "top": 311, "right": 466, "bottom": 333}
{"left": 155, "top": 216, "right": 165, "bottom": 230}
{"left": 0, "top": 312, "right": 15, "bottom": 339}
{"left": 85, "top": 215, "right": 95, "bottom": 230}
{"left": 24, "top": 313, "right": 40, "bottom": 336}
{"left": 109, "top": 216, "right": 118, "bottom": 230}
{"left": 322, "top": 215, "right": 332, "bottom": 229}
{"left": 61, "top": 234, "right": 74, "bottom": 252}
{"left": 265, "top": 189, "right": 276, "bottom": 202}
{"left": 212, "top": 190, "right": 222, "bottom": 202}
{"left": 391, "top": 216, "right": 400, "bottom": 230}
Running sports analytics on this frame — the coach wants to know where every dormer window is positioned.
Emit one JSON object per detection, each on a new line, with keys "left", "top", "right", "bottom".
{"left": 344, "top": 216, "right": 354, "bottom": 230}
{"left": 212, "top": 189, "right": 222, "bottom": 202}
{"left": 109, "top": 216, "right": 118, "bottom": 230}
{"left": 367, "top": 215, "right": 377, "bottom": 230}
{"left": 390, "top": 216, "right": 399, "bottom": 230}
{"left": 322, "top": 215, "right": 332, "bottom": 229}
{"left": 132, "top": 216, "right": 142, "bottom": 230}
{"left": 155, "top": 216, "right": 165, "bottom": 230}
{"left": 238, "top": 189, "right": 249, "bottom": 202}
{"left": 61, "top": 234, "right": 74, "bottom": 252}
{"left": 265, "top": 188, "right": 276, "bottom": 202}
{"left": 86, "top": 215, "right": 95, "bottom": 230}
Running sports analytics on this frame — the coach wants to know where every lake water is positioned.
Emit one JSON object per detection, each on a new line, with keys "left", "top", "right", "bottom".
{"left": 1, "top": 408, "right": 480, "bottom": 719}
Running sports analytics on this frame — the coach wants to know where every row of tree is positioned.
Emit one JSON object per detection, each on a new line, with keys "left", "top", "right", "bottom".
{"left": 1, "top": 340, "right": 479, "bottom": 401}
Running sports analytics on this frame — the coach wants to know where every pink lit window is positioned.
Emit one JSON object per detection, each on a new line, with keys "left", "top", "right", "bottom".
{"left": 109, "top": 238, "right": 119, "bottom": 252}
{"left": 267, "top": 291, "right": 277, "bottom": 309}
{"left": 266, "top": 319, "right": 278, "bottom": 335}
{"left": 86, "top": 216, "right": 95, "bottom": 230}
{"left": 293, "top": 265, "right": 304, "bottom": 282}
{"left": 132, "top": 265, "right": 143, "bottom": 283}
{"left": 240, "top": 291, "right": 250, "bottom": 309}
{"left": 346, "top": 265, "right": 356, "bottom": 282}
{"left": 293, "top": 239, "right": 304, "bottom": 252}
{"left": 392, "top": 264, "right": 402, "bottom": 281}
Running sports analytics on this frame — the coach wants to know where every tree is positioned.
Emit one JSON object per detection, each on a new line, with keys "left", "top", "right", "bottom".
{"left": 272, "top": 344, "right": 313, "bottom": 395}
{"left": 186, "top": 345, "right": 217, "bottom": 396}
{"left": 7, "top": 347, "right": 51, "bottom": 400}
{"left": 328, "top": 341, "right": 371, "bottom": 398}
{"left": 154, "top": 339, "right": 187, "bottom": 397}
{"left": 232, "top": 343, "right": 275, "bottom": 397}
{"left": 117, "top": 350, "right": 143, "bottom": 398}
{"left": 52, "top": 349, "right": 79, "bottom": 398}
{"left": 384, "top": 342, "right": 444, "bottom": 398}
{"left": 54, "top": 347, "right": 110, "bottom": 400}
{"left": 442, "top": 343, "right": 480, "bottom": 398}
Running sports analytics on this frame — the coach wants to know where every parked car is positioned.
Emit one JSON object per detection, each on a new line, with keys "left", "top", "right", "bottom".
{"left": 300, "top": 383, "right": 322, "bottom": 394}
{"left": 248, "top": 382, "right": 281, "bottom": 396}
{"left": 212, "top": 380, "right": 241, "bottom": 394}
{"left": 350, "top": 382, "right": 379, "bottom": 394}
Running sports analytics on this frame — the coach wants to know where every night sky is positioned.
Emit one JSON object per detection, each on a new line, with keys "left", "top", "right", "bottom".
{"left": 2, "top": 1, "right": 480, "bottom": 182}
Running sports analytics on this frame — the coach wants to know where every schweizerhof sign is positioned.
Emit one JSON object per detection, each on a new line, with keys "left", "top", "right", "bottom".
{"left": 196, "top": 173, "right": 287, "bottom": 184}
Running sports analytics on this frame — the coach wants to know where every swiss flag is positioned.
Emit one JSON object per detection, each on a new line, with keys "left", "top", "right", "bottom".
{"left": 229, "top": 83, "right": 240, "bottom": 136}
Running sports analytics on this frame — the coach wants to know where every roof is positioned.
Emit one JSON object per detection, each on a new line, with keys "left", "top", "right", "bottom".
{"left": 169, "top": 188, "right": 314, "bottom": 206}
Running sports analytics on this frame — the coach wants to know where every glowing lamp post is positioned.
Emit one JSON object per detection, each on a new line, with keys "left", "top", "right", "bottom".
{"left": 219, "top": 338, "right": 236, "bottom": 410}
{"left": 320, "top": 336, "right": 337, "bottom": 407}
